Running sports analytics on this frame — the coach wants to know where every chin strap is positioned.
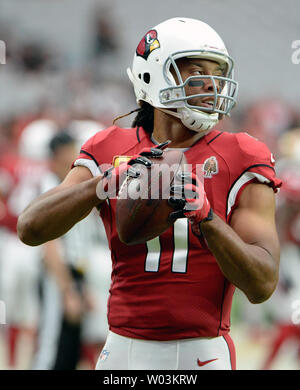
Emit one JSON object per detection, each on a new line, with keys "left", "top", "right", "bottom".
{"left": 156, "top": 107, "right": 218, "bottom": 137}
{"left": 156, "top": 107, "right": 182, "bottom": 120}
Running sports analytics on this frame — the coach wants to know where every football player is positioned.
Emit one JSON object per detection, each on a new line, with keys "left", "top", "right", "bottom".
{"left": 17, "top": 18, "right": 282, "bottom": 370}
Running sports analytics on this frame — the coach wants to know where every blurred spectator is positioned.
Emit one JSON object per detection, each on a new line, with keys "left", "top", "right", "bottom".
{"left": 31, "top": 127, "right": 110, "bottom": 370}
{"left": 92, "top": 6, "right": 118, "bottom": 59}
{"left": 31, "top": 131, "right": 86, "bottom": 370}
{"left": 18, "top": 43, "right": 49, "bottom": 73}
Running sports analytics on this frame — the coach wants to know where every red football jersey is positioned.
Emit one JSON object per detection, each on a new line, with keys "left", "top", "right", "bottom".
{"left": 74, "top": 126, "right": 282, "bottom": 340}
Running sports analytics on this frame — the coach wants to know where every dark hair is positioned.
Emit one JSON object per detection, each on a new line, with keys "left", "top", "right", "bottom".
{"left": 131, "top": 102, "right": 154, "bottom": 134}
{"left": 49, "top": 131, "right": 75, "bottom": 155}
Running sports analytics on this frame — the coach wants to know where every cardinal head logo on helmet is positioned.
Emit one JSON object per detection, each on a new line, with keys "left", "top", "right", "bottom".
{"left": 136, "top": 30, "right": 160, "bottom": 60}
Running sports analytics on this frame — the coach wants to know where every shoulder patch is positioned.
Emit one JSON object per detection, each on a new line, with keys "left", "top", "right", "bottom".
{"left": 203, "top": 156, "right": 219, "bottom": 178}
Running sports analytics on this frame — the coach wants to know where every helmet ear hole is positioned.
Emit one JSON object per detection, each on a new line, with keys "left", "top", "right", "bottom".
{"left": 143, "top": 73, "right": 151, "bottom": 84}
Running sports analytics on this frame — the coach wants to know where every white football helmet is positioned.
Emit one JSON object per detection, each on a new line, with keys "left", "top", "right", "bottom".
{"left": 18, "top": 119, "right": 58, "bottom": 161}
{"left": 127, "top": 17, "right": 238, "bottom": 134}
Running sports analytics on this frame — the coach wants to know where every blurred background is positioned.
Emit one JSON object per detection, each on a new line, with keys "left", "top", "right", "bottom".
{"left": 0, "top": 0, "right": 300, "bottom": 370}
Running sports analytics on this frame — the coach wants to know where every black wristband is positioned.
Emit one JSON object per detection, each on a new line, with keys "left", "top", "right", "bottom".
{"left": 198, "top": 208, "right": 214, "bottom": 238}
{"left": 190, "top": 208, "right": 214, "bottom": 238}
{"left": 201, "top": 208, "right": 214, "bottom": 223}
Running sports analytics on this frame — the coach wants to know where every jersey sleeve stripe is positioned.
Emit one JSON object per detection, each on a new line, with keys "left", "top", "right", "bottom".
{"left": 80, "top": 149, "right": 100, "bottom": 167}
{"left": 226, "top": 170, "right": 271, "bottom": 218}
{"left": 73, "top": 158, "right": 102, "bottom": 177}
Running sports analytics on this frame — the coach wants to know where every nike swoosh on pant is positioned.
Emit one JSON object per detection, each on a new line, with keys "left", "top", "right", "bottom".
{"left": 197, "top": 358, "right": 218, "bottom": 367}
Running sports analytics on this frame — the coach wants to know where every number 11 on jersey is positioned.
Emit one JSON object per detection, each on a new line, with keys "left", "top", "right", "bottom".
{"left": 145, "top": 219, "right": 189, "bottom": 273}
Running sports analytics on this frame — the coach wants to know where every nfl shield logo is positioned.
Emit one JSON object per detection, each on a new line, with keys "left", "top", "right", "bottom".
{"left": 99, "top": 349, "right": 110, "bottom": 361}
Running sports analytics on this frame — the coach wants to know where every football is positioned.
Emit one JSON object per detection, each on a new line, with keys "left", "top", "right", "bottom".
{"left": 116, "top": 149, "right": 187, "bottom": 245}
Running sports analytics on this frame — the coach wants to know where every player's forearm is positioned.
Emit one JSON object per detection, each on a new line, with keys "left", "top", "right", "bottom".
{"left": 17, "top": 177, "right": 103, "bottom": 246}
{"left": 200, "top": 213, "right": 279, "bottom": 304}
